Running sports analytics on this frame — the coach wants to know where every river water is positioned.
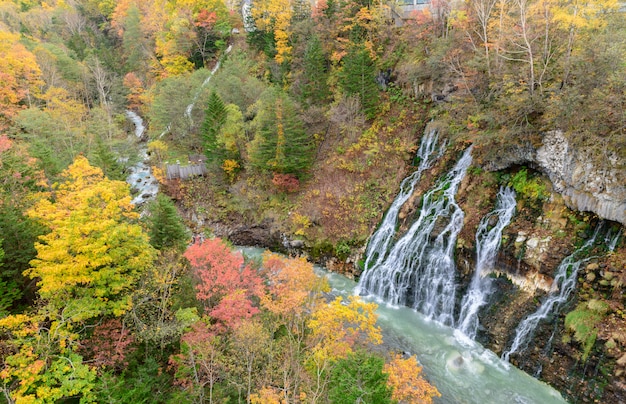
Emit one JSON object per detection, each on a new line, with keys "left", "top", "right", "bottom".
{"left": 237, "top": 247, "right": 568, "bottom": 404}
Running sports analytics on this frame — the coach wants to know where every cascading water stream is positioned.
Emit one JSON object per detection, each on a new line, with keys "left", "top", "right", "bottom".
{"left": 358, "top": 146, "right": 473, "bottom": 326}
{"left": 502, "top": 222, "right": 605, "bottom": 361}
{"left": 184, "top": 44, "right": 233, "bottom": 121}
{"left": 606, "top": 227, "right": 622, "bottom": 251}
{"left": 457, "top": 186, "right": 517, "bottom": 339}
{"left": 125, "top": 110, "right": 159, "bottom": 205}
{"left": 361, "top": 129, "right": 443, "bottom": 272}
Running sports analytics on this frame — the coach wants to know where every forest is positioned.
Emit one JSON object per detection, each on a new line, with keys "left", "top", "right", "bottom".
{"left": 0, "top": 0, "right": 624, "bottom": 402}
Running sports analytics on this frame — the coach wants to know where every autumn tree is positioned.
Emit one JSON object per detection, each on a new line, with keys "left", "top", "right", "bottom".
{"left": 128, "top": 250, "right": 198, "bottom": 349}
{"left": 184, "top": 238, "right": 263, "bottom": 329}
{"left": 251, "top": 0, "right": 295, "bottom": 63}
{"left": 169, "top": 318, "right": 226, "bottom": 403}
{"left": 259, "top": 253, "right": 329, "bottom": 401}
{"left": 384, "top": 353, "right": 441, "bottom": 404}
{"left": 27, "top": 156, "right": 155, "bottom": 327}
{"left": 0, "top": 30, "right": 43, "bottom": 129}
{"left": 229, "top": 318, "right": 273, "bottom": 401}
{"left": 306, "top": 296, "right": 382, "bottom": 401}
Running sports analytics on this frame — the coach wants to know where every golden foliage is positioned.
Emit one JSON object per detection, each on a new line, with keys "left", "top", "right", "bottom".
{"left": 308, "top": 295, "right": 382, "bottom": 363}
{"left": 384, "top": 354, "right": 441, "bottom": 404}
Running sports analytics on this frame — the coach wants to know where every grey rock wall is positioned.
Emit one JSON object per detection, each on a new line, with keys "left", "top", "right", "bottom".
{"left": 482, "top": 130, "right": 626, "bottom": 226}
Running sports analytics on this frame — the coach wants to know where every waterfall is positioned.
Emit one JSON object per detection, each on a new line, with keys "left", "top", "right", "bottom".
{"left": 358, "top": 146, "right": 473, "bottom": 326}
{"left": 184, "top": 44, "right": 233, "bottom": 121}
{"left": 606, "top": 227, "right": 622, "bottom": 252}
{"left": 360, "top": 129, "right": 443, "bottom": 273}
{"left": 457, "top": 186, "right": 517, "bottom": 338}
{"left": 502, "top": 223, "right": 605, "bottom": 361}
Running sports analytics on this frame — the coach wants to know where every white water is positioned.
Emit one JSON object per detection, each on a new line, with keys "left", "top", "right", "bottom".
{"left": 361, "top": 129, "right": 443, "bottom": 272}
{"left": 457, "top": 187, "right": 517, "bottom": 338}
{"left": 357, "top": 147, "right": 473, "bottom": 326}
{"left": 605, "top": 227, "right": 622, "bottom": 251}
{"left": 502, "top": 223, "right": 604, "bottom": 361}
{"left": 125, "top": 111, "right": 159, "bottom": 205}
{"left": 238, "top": 246, "right": 567, "bottom": 404}
{"left": 183, "top": 44, "right": 233, "bottom": 121}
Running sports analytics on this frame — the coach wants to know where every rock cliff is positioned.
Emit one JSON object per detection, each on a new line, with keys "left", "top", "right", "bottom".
{"left": 482, "top": 130, "right": 626, "bottom": 226}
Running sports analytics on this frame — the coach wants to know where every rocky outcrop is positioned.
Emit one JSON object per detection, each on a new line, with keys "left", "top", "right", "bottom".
{"left": 482, "top": 130, "right": 626, "bottom": 225}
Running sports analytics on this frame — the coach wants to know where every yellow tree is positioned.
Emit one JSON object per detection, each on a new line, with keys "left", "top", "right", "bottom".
{"left": 306, "top": 296, "right": 382, "bottom": 402}
{"left": 251, "top": 0, "right": 294, "bottom": 63}
{"left": 259, "top": 253, "right": 329, "bottom": 402}
{"left": 27, "top": 156, "right": 155, "bottom": 327}
{"left": 260, "top": 252, "right": 328, "bottom": 330}
{"left": 0, "top": 29, "right": 43, "bottom": 129}
{"left": 384, "top": 354, "right": 441, "bottom": 404}
{"left": 549, "top": 0, "right": 619, "bottom": 85}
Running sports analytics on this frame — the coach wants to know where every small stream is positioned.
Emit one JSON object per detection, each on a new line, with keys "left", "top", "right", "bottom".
{"left": 125, "top": 110, "right": 159, "bottom": 205}
{"left": 237, "top": 247, "right": 567, "bottom": 404}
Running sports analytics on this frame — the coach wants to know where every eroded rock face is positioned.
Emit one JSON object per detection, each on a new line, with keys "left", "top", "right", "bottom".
{"left": 536, "top": 130, "right": 626, "bottom": 226}
{"left": 483, "top": 130, "right": 626, "bottom": 225}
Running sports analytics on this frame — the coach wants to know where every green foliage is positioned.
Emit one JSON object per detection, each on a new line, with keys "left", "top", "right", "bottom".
{"left": 211, "top": 50, "right": 267, "bottom": 113}
{"left": 201, "top": 91, "right": 227, "bottom": 164}
{"left": 509, "top": 168, "right": 547, "bottom": 201}
{"left": 328, "top": 350, "right": 392, "bottom": 404}
{"left": 0, "top": 203, "right": 45, "bottom": 312}
{"left": 565, "top": 299, "right": 610, "bottom": 362}
{"left": 301, "top": 35, "right": 330, "bottom": 104}
{"left": 90, "top": 137, "right": 125, "bottom": 181}
{"left": 147, "top": 194, "right": 190, "bottom": 251}
{"left": 94, "top": 357, "right": 174, "bottom": 403}
{"left": 338, "top": 45, "right": 380, "bottom": 119}
{"left": 248, "top": 88, "right": 314, "bottom": 177}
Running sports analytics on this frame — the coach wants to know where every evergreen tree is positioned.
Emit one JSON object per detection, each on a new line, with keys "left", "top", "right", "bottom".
{"left": 301, "top": 36, "right": 330, "bottom": 105}
{"left": 201, "top": 91, "right": 227, "bottom": 165}
{"left": 338, "top": 46, "right": 380, "bottom": 119}
{"left": 123, "top": 4, "right": 145, "bottom": 73}
{"left": 147, "top": 194, "right": 189, "bottom": 251}
{"left": 328, "top": 350, "right": 392, "bottom": 404}
{"left": 0, "top": 203, "right": 44, "bottom": 311}
{"left": 248, "top": 89, "right": 314, "bottom": 177}
{"left": 91, "top": 138, "right": 125, "bottom": 181}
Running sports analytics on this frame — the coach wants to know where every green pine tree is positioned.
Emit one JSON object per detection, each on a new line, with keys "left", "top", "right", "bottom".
{"left": 338, "top": 46, "right": 380, "bottom": 119}
{"left": 248, "top": 89, "right": 314, "bottom": 177}
{"left": 0, "top": 203, "right": 45, "bottom": 312}
{"left": 301, "top": 36, "right": 330, "bottom": 105}
{"left": 201, "top": 91, "right": 228, "bottom": 165}
{"left": 147, "top": 194, "right": 190, "bottom": 252}
{"left": 91, "top": 138, "right": 125, "bottom": 181}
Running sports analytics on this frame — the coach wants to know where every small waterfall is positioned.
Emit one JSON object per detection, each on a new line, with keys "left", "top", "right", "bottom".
{"left": 184, "top": 44, "right": 233, "bottom": 121}
{"left": 502, "top": 223, "right": 604, "bottom": 361}
{"left": 606, "top": 227, "right": 622, "bottom": 252}
{"left": 358, "top": 146, "right": 473, "bottom": 326}
{"left": 125, "top": 111, "right": 158, "bottom": 205}
{"left": 126, "top": 110, "right": 145, "bottom": 138}
{"left": 457, "top": 186, "right": 517, "bottom": 338}
{"left": 360, "top": 129, "right": 443, "bottom": 272}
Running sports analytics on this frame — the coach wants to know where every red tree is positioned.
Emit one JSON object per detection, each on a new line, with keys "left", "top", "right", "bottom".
{"left": 184, "top": 238, "right": 263, "bottom": 330}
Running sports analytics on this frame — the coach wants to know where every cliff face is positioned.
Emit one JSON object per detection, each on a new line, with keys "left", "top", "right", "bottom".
{"left": 482, "top": 130, "right": 626, "bottom": 226}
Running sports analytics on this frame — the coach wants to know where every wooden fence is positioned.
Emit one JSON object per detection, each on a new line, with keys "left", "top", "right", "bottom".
{"left": 165, "top": 162, "right": 208, "bottom": 180}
